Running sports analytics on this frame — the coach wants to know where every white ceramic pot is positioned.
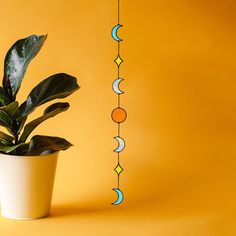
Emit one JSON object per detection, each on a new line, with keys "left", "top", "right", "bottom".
{"left": 0, "top": 151, "right": 59, "bottom": 220}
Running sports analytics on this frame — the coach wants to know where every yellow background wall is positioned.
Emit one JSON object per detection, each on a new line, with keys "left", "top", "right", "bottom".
{"left": 0, "top": 0, "right": 235, "bottom": 235}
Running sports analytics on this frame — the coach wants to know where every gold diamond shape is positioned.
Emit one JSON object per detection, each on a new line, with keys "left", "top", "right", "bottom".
{"left": 114, "top": 164, "right": 123, "bottom": 175}
{"left": 114, "top": 55, "right": 123, "bottom": 67}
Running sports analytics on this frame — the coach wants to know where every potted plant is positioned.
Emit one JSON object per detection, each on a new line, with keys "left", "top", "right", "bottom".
{"left": 0, "top": 34, "right": 79, "bottom": 220}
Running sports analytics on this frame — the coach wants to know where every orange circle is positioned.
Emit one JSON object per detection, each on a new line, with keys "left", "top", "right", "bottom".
{"left": 111, "top": 107, "right": 127, "bottom": 123}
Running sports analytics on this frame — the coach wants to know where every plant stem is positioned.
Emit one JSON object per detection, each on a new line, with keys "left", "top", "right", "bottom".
{"left": 12, "top": 118, "right": 19, "bottom": 145}
{"left": 14, "top": 133, "right": 18, "bottom": 145}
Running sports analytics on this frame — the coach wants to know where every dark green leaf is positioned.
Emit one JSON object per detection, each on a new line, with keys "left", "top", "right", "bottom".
{"left": 0, "top": 101, "right": 19, "bottom": 117}
{"left": 0, "top": 102, "right": 20, "bottom": 135}
{"left": 0, "top": 131, "right": 14, "bottom": 141}
{"left": 29, "top": 135, "right": 72, "bottom": 155}
{"left": 0, "top": 139, "right": 12, "bottom": 146}
{"left": 19, "top": 102, "right": 69, "bottom": 143}
{"left": 0, "top": 87, "right": 11, "bottom": 106}
{"left": 0, "top": 142, "right": 29, "bottom": 154}
{"left": 3, "top": 35, "right": 47, "bottom": 100}
{"left": 13, "top": 143, "right": 29, "bottom": 155}
{"left": 0, "top": 131, "right": 14, "bottom": 145}
{"left": 16, "top": 115, "right": 27, "bottom": 134}
{"left": 0, "top": 110, "right": 13, "bottom": 129}
{"left": 19, "top": 73, "right": 79, "bottom": 116}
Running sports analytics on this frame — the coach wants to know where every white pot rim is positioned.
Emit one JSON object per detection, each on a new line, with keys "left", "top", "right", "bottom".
{"left": 0, "top": 150, "right": 60, "bottom": 159}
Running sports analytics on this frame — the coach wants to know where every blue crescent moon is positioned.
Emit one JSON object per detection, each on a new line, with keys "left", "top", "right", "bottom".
{"left": 114, "top": 136, "right": 125, "bottom": 153}
{"left": 112, "top": 188, "right": 124, "bottom": 205}
{"left": 112, "top": 24, "right": 123, "bottom": 42}
{"left": 112, "top": 78, "right": 124, "bottom": 94}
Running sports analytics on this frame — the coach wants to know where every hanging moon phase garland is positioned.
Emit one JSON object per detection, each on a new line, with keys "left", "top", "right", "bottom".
{"left": 111, "top": 0, "right": 126, "bottom": 205}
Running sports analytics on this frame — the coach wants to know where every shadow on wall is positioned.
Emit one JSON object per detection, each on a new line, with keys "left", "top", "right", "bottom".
{"left": 50, "top": 202, "right": 112, "bottom": 218}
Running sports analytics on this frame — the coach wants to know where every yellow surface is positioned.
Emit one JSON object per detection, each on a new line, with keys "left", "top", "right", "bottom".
{"left": 0, "top": 0, "right": 236, "bottom": 235}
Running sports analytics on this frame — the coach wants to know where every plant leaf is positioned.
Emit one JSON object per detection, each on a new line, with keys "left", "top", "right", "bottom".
{"left": 0, "top": 131, "right": 14, "bottom": 141}
{"left": 19, "top": 102, "right": 69, "bottom": 143}
{"left": 0, "top": 101, "right": 19, "bottom": 117}
{"left": 0, "top": 87, "right": 11, "bottom": 106}
{"left": 0, "top": 102, "right": 20, "bottom": 135}
{"left": 19, "top": 73, "right": 79, "bottom": 116}
{"left": 3, "top": 35, "right": 47, "bottom": 100}
{"left": 29, "top": 135, "right": 73, "bottom": 155}
{"left": 0, "top": 142, "right": 29, "bottom": 154}
{"left": 16, "top": 115, "right": 27, "bottom": 134}
{"left": 0, "top": 131, "right": 14, "bottom": 145}
{"left": 0, "top": 110, "right": 13, "bottom": 129}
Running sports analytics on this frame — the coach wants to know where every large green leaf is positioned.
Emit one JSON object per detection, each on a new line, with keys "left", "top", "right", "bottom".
{"left": 3, "top": 35, "right": 47, "bottom": 100}
{"left": 19, "top": 73, "right": 79, "bottom": 116}
{"left": 0, "top": 110, "right": 13, "bottom": 129}
{"left": 19, "top": 102, "right": 69, "bottom": 143}
{"left": 28, "top": 135, "right": 73, "bottom": 155}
